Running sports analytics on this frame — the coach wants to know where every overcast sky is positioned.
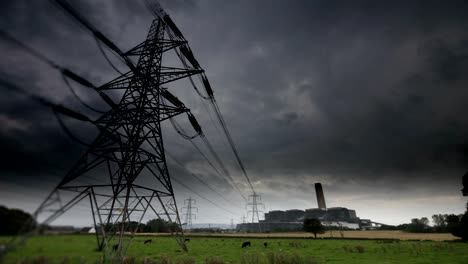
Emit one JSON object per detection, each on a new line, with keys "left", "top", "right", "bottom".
{"left": 1, "top": 0, "right": 468, "bottom": 227}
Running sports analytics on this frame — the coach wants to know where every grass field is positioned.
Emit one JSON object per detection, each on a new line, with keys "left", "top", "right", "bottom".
{"left": 139, "top": 231, "right": 459, "bottom": 241}
{"left": 1, "top": 234, "right": 467, "bottom": 264}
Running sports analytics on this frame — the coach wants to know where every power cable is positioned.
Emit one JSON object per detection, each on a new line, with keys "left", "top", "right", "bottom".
{"left": 50, "top": 0, "right": 137, "bottom": 73}
{"left": 209, "top": 99, "right": 256, "bottom": 193}
{"left": 0, "top": 76, "right": 99, "bottom": 149}
{"left": 164, "top": 100, "right": 247, "bottom": 201}
{"left": 94, "top": 35, "right": 125, "bottom": 75}
{"left": 0, "top": 28, "right": 115, "bottom": 110}
{"left": 165, "top": 150, "right": 243, "bottom": 209}
{"left": 173, "top": 47, "right": 209, "bottom": 100}
{"left": 169, "top": 174, "right": 239, "bottom": 216}
{"left": 143, "top": 0, "right": 256, "bottom": 198}
{"left": 169, "top": 117, "right": 198, "bottom": 140}
{"left": 190, "top": 137, "right": 246, "bottom": 201}
{"left": 151, "top": 12, "right": 257, "bottom": 195}
{"left": 199, "top": 97, "right": 228, "bottom": 151}
{"left": 61, "top": 73, "right": 106, "bottom": 113}
{"left": 199, "top": 134, "right": 247, "bottom": 200}
{"left": 53, "top": 111, "right": 94, "bottom": 147}
{"left": 165, "top": 100, "right": 247, "bottom": 201}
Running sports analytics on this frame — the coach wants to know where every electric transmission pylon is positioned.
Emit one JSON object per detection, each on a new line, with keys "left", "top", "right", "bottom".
{"left": 10, "top": 0, "right": 215, "bottom": 259}
{"left": 182, "top": 197, "right": 197, "bottom": 230}
{"left": 240, "top": 215, "right": 247, "bottom": 224}
{"left": 246, "top": 193, "right": 264, "bottom": 232}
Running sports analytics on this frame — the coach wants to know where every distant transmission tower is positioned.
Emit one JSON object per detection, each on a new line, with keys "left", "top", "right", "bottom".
{"left": 246, "top": 193, "right": 264, "bottom": 232}
{"left": 240, "top": 215, "right": 247, "bottom": 224}
{"left": 182, "top": 197, "right": 197, "bottom": 230}
{"left": 4, "top": 0, "right": 220, "bottom": 259}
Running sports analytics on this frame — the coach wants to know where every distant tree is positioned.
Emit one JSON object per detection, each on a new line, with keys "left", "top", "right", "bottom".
{"left": 396, "top": 223, "right": 410, "bottom": 231}
{"left": 0, "top": 205, "right": 36, "bottom": 235}
{"left": 145, "top": 219, "right": 168, "bottom": 232}
{"left": 445, "top": 214, "right": 461, "bottom": 235}
{"left": 303, "top": 218, "right": 325, "bottom": 238}
{"left": 144, "top": 218, "right": 182, "bottom": 233}
{"left": 378, "top": 224, "right": 398, "bottom": 230}
{"left": 460, "top": 212, "right": 468, "bottom": 241}
{"left": 446, "top": 214, "right": 461, "bottom": 225}
{"left": 138, "top": 223, "right": 147, "bottom": 232}
{"left": 126, "top": 221, "right": 146, "bottom": 232}
{"left": 432, "top": 214, "right": 447, "bottom": 232}
{"left": 446, "top": 212, "right": 468, "bottom": 241}
{"left": 93, "top": 221, "right": 146, "bottom": 233}
{"left": 168, "top": 221, "right": 182, "bottom": 233}
{"left": 407, "top": 217, "right": 429, "bottom": 233}
{"left": 420, "top": 217, "right": 430, "bottom": 227}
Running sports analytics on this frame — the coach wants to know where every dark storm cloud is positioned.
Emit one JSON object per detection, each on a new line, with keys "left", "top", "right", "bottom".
{"left": 1, "top": 0, "right": 468, "bottom": 225}
{"left": 189, "top": 1, "right": 468, "bottom": 179}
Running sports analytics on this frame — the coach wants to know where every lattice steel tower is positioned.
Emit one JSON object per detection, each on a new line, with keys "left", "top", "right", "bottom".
{"left": 246, "top": 193, "right": 264, "bottom": 232}
{"left": 22, "top": 0, "right": 211, "bottom": 259}
{"left": 182, "top": 197, "right": 197, "bottom": 230}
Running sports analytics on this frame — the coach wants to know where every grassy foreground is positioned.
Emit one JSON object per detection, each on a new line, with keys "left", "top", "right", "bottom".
{"left": 142, "top": 231, "right": 459, "bottom": 241}
{"left": 1, "top": 234, "right": 468, "bottom": 264}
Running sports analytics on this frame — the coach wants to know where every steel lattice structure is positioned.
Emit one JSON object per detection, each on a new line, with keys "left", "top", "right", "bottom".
{"left": 0, "top": 0, "right": 260, "bottom": 259}
{"left": 31, "top": 15, "right": 204, "bottom": 258}
{"left": 182, "top": 197, "right": 197, "bottom": 230}
{"left": 246, "top": 193, "right": 264, "bottom": 232}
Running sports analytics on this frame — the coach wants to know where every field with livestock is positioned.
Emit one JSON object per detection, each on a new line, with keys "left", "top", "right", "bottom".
{"left": 1, "top": 231, "right": 468, "bottom": 264}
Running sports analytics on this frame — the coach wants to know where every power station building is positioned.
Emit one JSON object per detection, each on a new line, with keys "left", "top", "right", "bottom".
{"left": 238, "top": 183, "right": 365, "bottom": 232}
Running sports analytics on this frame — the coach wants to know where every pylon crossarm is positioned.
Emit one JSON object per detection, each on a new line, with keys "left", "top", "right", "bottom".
{"left": 125, "top": 39, "right": 186, "bottom": 56}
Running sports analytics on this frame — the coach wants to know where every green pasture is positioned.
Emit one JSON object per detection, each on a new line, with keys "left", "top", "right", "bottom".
{"left": 1, "top": 235, "right": 467, "bottom": 263}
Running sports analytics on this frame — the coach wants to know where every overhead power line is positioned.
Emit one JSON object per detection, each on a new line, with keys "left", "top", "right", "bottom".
{"left": 165, "top": 149, "right": 243, "bottom": 209}
{"left": 0, "top": 0, "right": 262, "bottom": 259}
{"left": 142, "top": 0, "right": 257, "bottom": 197}
{"left": 167, "top": 113, "right": 248, "bottom": 201}
{"left": 169, "top": 173, "right": 239, "bottom": 217}
{"left": 164, "top": 25, "right": 257, "bottom": 195}
{"left": 0, "top": 28, "right": 116, "bottom": 111}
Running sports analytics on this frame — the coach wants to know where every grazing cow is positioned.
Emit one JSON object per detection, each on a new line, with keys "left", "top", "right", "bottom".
{"left": 184, "top": 238, "right": 190, "bottom": 242}
{"left": 144, "top": 239, "right": 152, "bottom": 244}
{"left": 112, "top": 244, "right": 118, "bottom": 251}
{"left": 241, "top": 241, "right": 251, "bottom": 248}
{"left": 264, "top": 242, "right": 268, "bottom": 248}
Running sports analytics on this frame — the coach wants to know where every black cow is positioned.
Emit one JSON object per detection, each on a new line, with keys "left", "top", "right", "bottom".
{"left": 184, "top": 238, "right": 190, "bottom": 242}
{"left": 112, "top": 244, "right": 118, "bottom": 251}
{"left": 264, "top": 242, "right": 268, "bottom": 248}
{"left": 144, "top": 239, "right": 152, "bottom": 244}
{"left": 241, "top": 241, "right": 251, "bottom": 248}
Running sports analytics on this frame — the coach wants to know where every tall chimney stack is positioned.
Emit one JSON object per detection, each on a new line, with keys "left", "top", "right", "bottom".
{"left": 315, "top": 183, "right": 326, "bottom": 209}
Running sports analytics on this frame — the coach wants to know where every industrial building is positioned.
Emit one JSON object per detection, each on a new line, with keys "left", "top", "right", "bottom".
{"left": 238, "top": 183, "right": 369, "bottom": 232}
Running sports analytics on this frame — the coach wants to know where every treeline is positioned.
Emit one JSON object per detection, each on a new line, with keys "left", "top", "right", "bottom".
{"left": 0, "top": 206, "right": 36, "bottom": 235}
{"left": 379, "top": 212, "right": 468, "bottom": 240}
{"left": 99, "top": 218, "right": 181, "bottom": 233}
{"left": 0, "top": 205, "right": 181, "bottom": 235}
